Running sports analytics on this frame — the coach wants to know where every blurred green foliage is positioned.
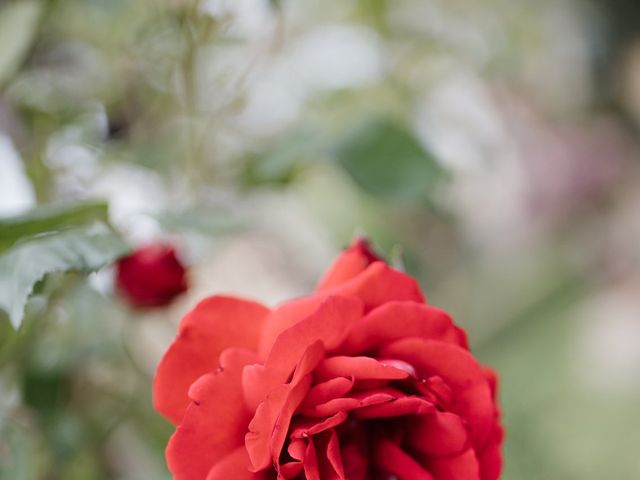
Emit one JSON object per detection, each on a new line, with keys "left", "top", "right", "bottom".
{"left": 0, "top": 200, "right": 129, "bottom": 329}
{"left": 0, "top": 202, "right": 109, "bottom": 252}
{"left": 0, "top": 0, "right": 639, "bottom": 479}
{"left": 335, "top": 118, "right": 445, "bottom": 201}
{"left": 0, "top": 1, "right": 42, "bottom": 87}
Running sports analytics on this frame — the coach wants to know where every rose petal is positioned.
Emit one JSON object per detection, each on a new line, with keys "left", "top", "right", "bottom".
{"left": 166, "top": 348, "right": 257, "bottom": 480}
{"left": 340, "top": 301, "right": 464, "bottom": 354}
{"left": 290, "top": 411, "right": 349, "bottom": 440}
{"left": 353, "top": 396, "right": 435, "bottom": 419}
{"left": 299, "top": 377, "right": 354, "bottom": 411}
{"left": 279, "top": 441, "right": 306, "bottom": 479}
{"left": 452, "top": 325, "right": 470, "bottom": 350}
{"left": 244, "top": 296, "right": 363, "bottom": 410}
{"left": 300, "top": 391, "right": 396, "bottom": 418}
{"left": 288, "top": 438, "right": 306, "bottom": 461}
{"left": 478, "top": 424, "right": 504, "bottom": 480}
{"left": 325, "top": 429, "right": 346, "bottom": 479}
{"left": 420, "top": 376, "right": 454, "bottom": 407}
{"left": 327, "top": 261, "right": 425, "bottom": 311}
{"left": 154, "top": 295, "right": 269, "bottom": 424}
{"left": 205, "top": 447, "right": 268, "bottom": 480}
{"left": 341, "top": 440, "right": 369, "bottom": 480}
{"left": 482, "top": 367, "right": 499, "bottom": 401}
{"left": 316, "top": 238, "right": 382, "bottom": 291}
{"left": 258, "top": 295, "right": 326, "bottom": 359}
{"left": 314, "top": 356, "right": 410, "bottom": 383}
{"left": 379, "top": 338, "right": 494, "bottom": 446}
{"left": 279, "top": 462, "right": 303, "bottom": 478}
{"left": 374, "top": 439, "right": 435, "bottom": 480}
{"left": 427, "top": 448, "right": 481, "bottom": 480}
{"left": 408, "top": 411, "right": 469, "bottom": 457}
{"left": 266, "top": 297, "right": 363, "bottom": 375}
{"left": 304, "top": 439, "right": 321, "bottom": 480}
{"left": 245, "top": 342, "right": 324, "bottom": 471}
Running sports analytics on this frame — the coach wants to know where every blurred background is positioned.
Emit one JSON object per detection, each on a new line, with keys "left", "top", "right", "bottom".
{"left": 0, "top": 0, "right": 639, "bottom": 478}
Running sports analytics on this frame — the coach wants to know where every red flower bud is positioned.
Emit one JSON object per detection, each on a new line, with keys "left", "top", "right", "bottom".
{"left": 116, "top": 244, "right": 188, "bottom": 308}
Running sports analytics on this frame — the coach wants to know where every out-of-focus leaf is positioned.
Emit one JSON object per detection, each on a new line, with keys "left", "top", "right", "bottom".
{"left": 0, "top": 202, "right": 110, "bottom": 252}
{"left": 241, "top": 129, "right": 325, "bottom": 187}
{"left": 62, "top": 448, "right": 104, "bottom": 480}
{"left": 47, "top": 413, "right": 87, "bottom": 466}
{"left": 22, "top": 369, "right": 71, "bottom": 417}
{"left": 0, "top": 226, "right": 130, "bottom": 329}
{"left": 0, "top": 416, "right": 47, "bottom": 479}
{"left": 333, "top": 118, "right": 446, "bottom": 201}
{"left": 242, "top": 146, "right": 307, "bottom": 187}
{"left": 156, "top": 208, "right": 243, "bottom": 236}
{"left": 358, "top": 0, "right": 389, "bottom": 31}
{"left": 0, "top": 0, "right": 42, "bottom": 86}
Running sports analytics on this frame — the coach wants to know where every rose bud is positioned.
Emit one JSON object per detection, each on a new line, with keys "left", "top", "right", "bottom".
{"left": 116, "top": 244, "right": 188, "bottom": 308}
{"left": 153, "top": 238, "right": 503, "bottom": 479}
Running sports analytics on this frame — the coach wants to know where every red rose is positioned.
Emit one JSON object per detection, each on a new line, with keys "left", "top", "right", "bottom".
{"left": 154, "top": 239, "right": 503, "bottom": 479}
{"left": 116, "top": 244, "right": 188, "bottom": 308}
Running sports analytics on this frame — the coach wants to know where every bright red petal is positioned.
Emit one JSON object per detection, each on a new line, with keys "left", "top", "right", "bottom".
{"left": 303, "top": 439, "right": 321, "bottom": 480}
{"left": 408, "top": 412, "right": 469, "bottom": 457}
{"left": 379, "top": 338, "right": 495, "bottom": 447}
{"left": 299, "top": 390, "right": 396, "bottom": 418}
{"left": 478, "top": 424, "right": 504, "bottom": 480}
{"left": 167, "top": 349, "right": 257, "bottom": 480}
{"left": 314, "top": 356, "right": 410, "bottom": 382}
{"left": 324, "top": 429, "right": 346, "bottom": 479}
{"left": 340, "top": 301, "right": 463, "bottom": 354}
{"left": 327, "top": 262, "right": 425, "bottom": 311}
{"left": 353, "top": 395, "right": 434, "bottom": 419}
{"left": 374, "top": 439, "right": 435, "bottom": 480}
{"left": 299, "top": 377, "right": 354, "bottom": 410}
{"left": 243, "top": 296, "right": 363, "bottom": 410}
{"left": 205, "top": 447, "right": 269, "bottom": 480}
{"left": 316, "top": 238, "right": 382, "bottom": 291}
{"left": 154, "top": 296, "right": 269, "bottom": 424}
{"left": 427, "top": 448, "right": 481, "bottom": 480}
{"left": 245, "top": 342, "right": 324, "bottom": 471}
{"left": 257, "top": 295, "right": 327, "bottom": 360}
{"left": 290, "top": 411, "right": 349, "bottom": 440}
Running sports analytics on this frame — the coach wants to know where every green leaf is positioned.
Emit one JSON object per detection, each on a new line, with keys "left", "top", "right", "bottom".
{"left": 333, "top": 118, "right": 446, "bottom": 201}
{"left": 0, "top": 0, "right": 43, "bottom": 86}
{"left": 242, "top": 144, "right": 309, "bottom": 187}
{"left": 0, "top": 226, "right": 130, "bottom": 329}
{"left": 240, "top": 128, "right": 325, "bottom": 188}
{"left": 0, "top": 201, "right": 110, "bottom": 252}
{"left": 156, "top": 207, "right": 243, "bottom": 236}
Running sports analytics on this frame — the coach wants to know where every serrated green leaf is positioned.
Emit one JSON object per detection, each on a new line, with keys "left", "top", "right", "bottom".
{"left": 334, "top": 118, "right": 446, "bottom": 201}
{"left": 0, "top": 226, "right": 130, "bottom": 329}
{"left": 0, "top": 202, "right": 110, "bottom": 252}
{"left": 0, "top": 0, "right": 42, "bottom": 86}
